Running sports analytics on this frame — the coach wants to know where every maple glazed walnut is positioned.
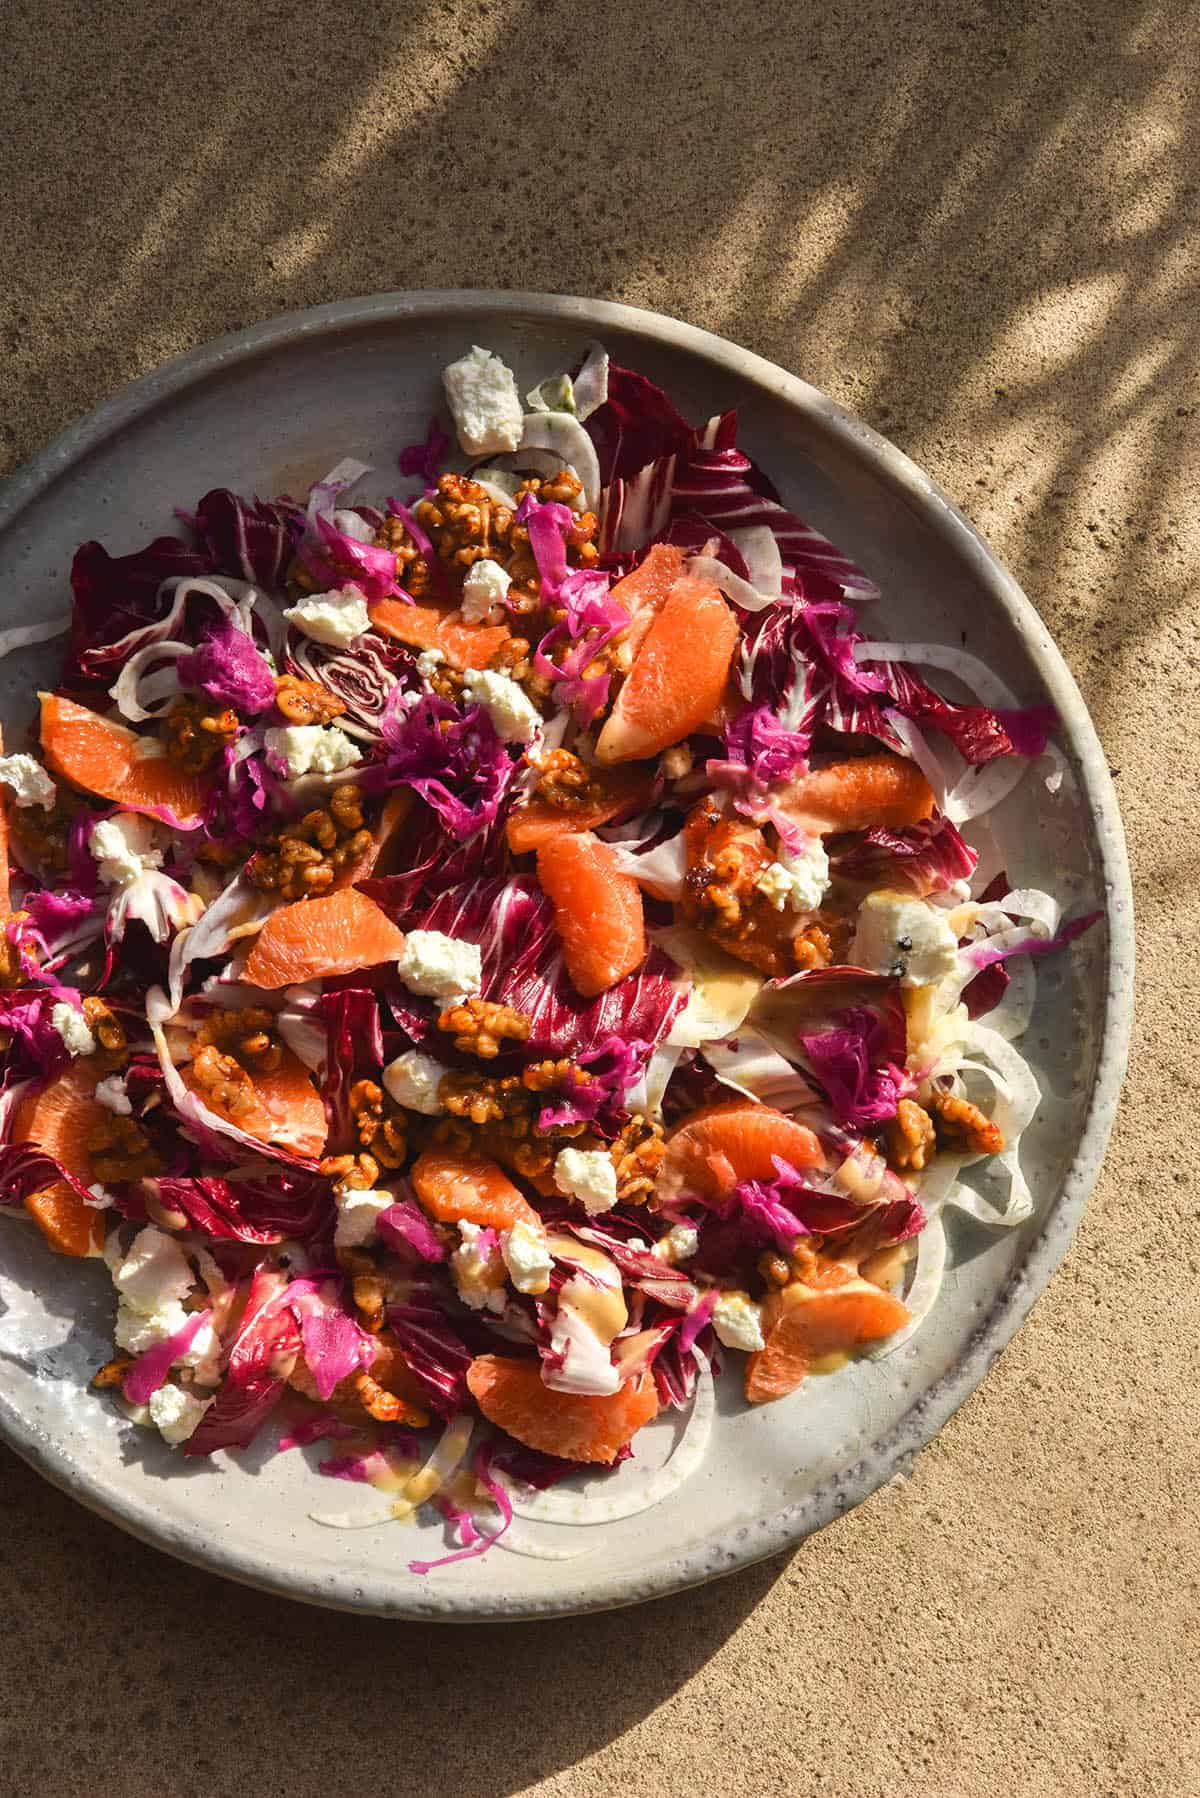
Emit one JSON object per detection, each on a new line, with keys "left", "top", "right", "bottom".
{"left": 437, "top": 997, "right": 532, "bottom": 1060}
{"left": 160, "top": 697, "right": 239, "bottom": 770}
{"left": 682, "top": 805, "right": 841, "bottom": 978}
{"left": 247, "top": 786, "right": 373, "bottom": 901}
{"left": 348, "top": 1078, "right": 407, "bottom": 1169}
{"left": 885, "top": 1098, "right": 937, "bottom": 1173}
{"left": 87, "top": 1113, "right": 163, "bottom": 1183}
{"left": 273, "top": 673, "right": 346, "bottom": 726}
{"left": 927, "top": 1088, "right": 1005, "bottom": 1155}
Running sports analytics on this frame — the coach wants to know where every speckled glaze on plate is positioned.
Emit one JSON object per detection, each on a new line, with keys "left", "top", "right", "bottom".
{"left": 0, "top": 293, "right": 1132, "bottom": 1620}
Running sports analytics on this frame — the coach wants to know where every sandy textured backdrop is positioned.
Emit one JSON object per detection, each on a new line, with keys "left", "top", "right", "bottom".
{"left": 2, "top": 1, "right": 1197, "bottom": 1793}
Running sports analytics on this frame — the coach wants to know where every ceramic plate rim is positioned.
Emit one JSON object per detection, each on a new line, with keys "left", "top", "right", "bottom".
{"left": 0, "top": 290, "right": 1134, "bottom": 1619}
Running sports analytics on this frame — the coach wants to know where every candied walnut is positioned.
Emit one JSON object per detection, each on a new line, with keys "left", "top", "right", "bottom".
{"left": 82, "top": 997, "right": 130, "bottom": 1069}
{"left": 787, "top": 1240, "right": 825, "bottom": 1284}
{"left": 247, "top": 785, "right": 373, "bottom": 901}
{"left": 88, "top": 1113, "right": 163, "bottom": 1183}
{"left": 273, "top": 673, "right": 346, "bottom": 726}
{"left": 374, "top": 513, "right": 434, "bottom": 601}
{"left": 440, "top": 1070, "right": 529, "bottom": 1127}
{"left": 661, "top": 743, "right": 694, "bottom": 781}
{"left": 488, "top": 637, "right": 553, "bottom": 702}
{"left": 886, "top": 1098, "right": 936, "bottom": 1173}
{"left": 612, "top": 1115, "right": 665, "bottom": 1205}
{"left": 438, "top": 997, "right": 532, "bottom": 1060}
{"left": 352, "top": 1368, "right": 429, "bottom": 1427}
{"left": 927, "top": 1088, "right": 1005, "bottom": 1155}
{"left": 194, "top": 1006, "right": 282, "bottom": 1074}
{"left": 404, "top": 473, "right": 599, "bottom": 614}
{"left": 759, "top": 1250, "right": 792, "bottom": 1288}
{"left": 8, "top": 796, "right": 72, "bottom": 875}
{"left": 319, "top": 1151, "right": 380, "bottom": 1194}
{"left": 0, "top": 911, "right": 32, "bottom": 988}
{"left": 190, "top": 1043, "right": 257, "bottom": 1118}
{"left": 423, "top": 660, "right": 466, "bottom": 702}
{"left": 792, "top": 921, "right": 834, "bottom": 972}
{"left": 349, "top": 1078, "right": 407, "bottom": 1169}
{"left": 534, "top": 748, "right": 600, "bottom": 811}
{"left": 352, "top": 1272, "right": 387, "bottom": 1334}
{"left": 91, "top": 1356, "right": 133, "bottom": 1390}
{"left": 160, "top": 696, "right": 239, "bottom": 771}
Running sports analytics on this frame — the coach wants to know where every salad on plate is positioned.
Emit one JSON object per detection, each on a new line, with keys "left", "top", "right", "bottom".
{"left": 0, "top": 341, "right": 1097, "bottom": 1568}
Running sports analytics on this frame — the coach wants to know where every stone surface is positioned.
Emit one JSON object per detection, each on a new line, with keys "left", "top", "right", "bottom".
{"left": 1, "top": 1, "right": 1196, "bottom": 1793}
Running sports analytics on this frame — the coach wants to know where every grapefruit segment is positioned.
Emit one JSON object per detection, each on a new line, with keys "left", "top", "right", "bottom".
{"left": 39, "top": 693, "right": 207, "bottom": 825}
{"left": 183, "top": 1046, "right": 327, "bottom": 1159}
{"left": 535, "top": 831, "right": 646, "bottom": 998}
{"left": 12, "top": 1063, "right": 107, "bottom": 1257}
{"left": 657, "top": 1100, "right": 823, "bottom": 1202}
{"left": 595, "top": 576, "right": 739, "bottom": 765}
{"left": 775, "top": 753, "right": 935, "bottom": 836}
{"left": 331, "top": 789, "right": 413, "bottom": 888}
{"left": 507, "top": 766, "right": 654, "bottom": 856}
{"left": 744, "top": 1276, "right": 911, "bottom": 1403}
{"left": 241, "top": 888, "right": 405, "bottom": 989}
{"left": 410, "top": 1150, "right": 539, "bottom": 1231}
{"left": 609, "top": 542, "right": 687, "bottom": 667}
{"left": 466, "top": 1355, "right": 660, "bottom": 1464}
{"left": 369, "top": 597, "right": 510, "bottom": 670}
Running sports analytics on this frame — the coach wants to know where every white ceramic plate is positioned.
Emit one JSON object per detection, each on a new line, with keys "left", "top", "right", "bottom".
{"left": 0, "top": 293, "right": 1132, "bottom": 1619}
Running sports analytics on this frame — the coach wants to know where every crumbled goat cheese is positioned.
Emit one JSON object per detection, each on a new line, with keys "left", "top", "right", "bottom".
{"left": 553, "top": 1147, "right": 619, "bottom": 1215}
{"left": 442, "top": 345, "right": 524, "bottom": 456}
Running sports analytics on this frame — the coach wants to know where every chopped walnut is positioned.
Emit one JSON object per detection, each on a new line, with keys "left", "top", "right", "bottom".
{"left": 349, "top": 1078, "right": 407, "bottom": 1169}
{"left": 91, "top": 1356, "right": 133, "bottom": 1390}
{"left": 319, "top": 1151, "right": 380, "bottom": 1194}
{"left": 403, "top": 472, "right": 599, "bottom": 615}
{"left": 88, "top": 1113, "right": 163, "bottom": 1183}
{"left": 247, "top": 784, "right": 373, "bottom": 900}
{"left": 792, "top": 921, "right": 834, "bottom": 971}
{"left": 660, "top": 743, "right": 694, "bottom": 781}
{"left": 534, "top": 748, "right": 600, "bottom": 810}
{"left": 193, "top": 1006, "right": 283, "bottom": 1074}
{"left": 352, "top": 1271, "right": 387, "bottom": 1333}
{"left": 927, "top": 1088, "right": 1005, "bottom": 1155}
{"left": 612, "top": 1115, "right": 665, "bottom": 1205}
{"left": 190, "top": 1043, "right": 257, "bottom": 1118}
{"left": 886, "top": 1098, "right": 936, "bottom": 1172}
{"left": 373, "top": 513, "right": 433, "bottom": 601}
{"left": 8, "top": 795, "right": 72, "bottom": 875}
{"left": 437, "top": 997, "right": 532, "bottom": 1060}
{"left": 160, "top": 696, "right": 240, "bottom": 770}
{"left": 82, "top": 997, "right": 130, "bottom": 1070}
{"left": 0, "top": 911, "right": 32, "bottom": 988}
{"left": 787, "top": 1240, "right": 825, "bottom": 1284}
{"left": 439, "top": 1071, "right": 529, "bottom": 1127}
{"left": 273, "top": 673, "right": 346, "bottom": 726}
{"left": 352, "top": 1367, "right": 429, "bottom": 1427}
{"left": 758, "top": 1250, "right": 792, "bottom": 1288}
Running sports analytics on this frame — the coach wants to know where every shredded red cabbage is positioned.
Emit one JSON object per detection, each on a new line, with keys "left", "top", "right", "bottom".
{"left": 177, "top": 618, "right": 275, "bottom": 715}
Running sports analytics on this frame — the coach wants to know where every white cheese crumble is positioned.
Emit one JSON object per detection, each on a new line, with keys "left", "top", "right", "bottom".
{"left": 461, "top": 667, "right": 542, "bottom": 744}
{"left": 415, "top": 647, "right": 445, "bottom": 682}
{"left": 50, "top": 1001, "right": 96, "bottom": 1057}
{"left": 90, "top": 813, "right": 163, "bottom": 887}
{"left": 553, "top": 1146, "right": 618, "bottom": 1215}
{"left": 262, "top": 723, "right": 362, "bottom": 778}
{"left": 450, "top": 1221, "right": 507, "bottom": 1313}
{"left": 654, "top": 1222, "right": 700, "bottom": 1264}
{"left": 442, "top": 345, "right": 524, "bottom": 456}
{"left": 333, "top": 1188, "right": 393, "bottom": 1250}
{"left": 712, "top": 1290, "right": 766, "bottom": 1353}
{"left": 0, "top": 753, "right": 56, "bottom": 809}
{"left": 95, "top": 1073, "right": 132, "bottom": 1115}
{"left": 460, "top": 557, "right": 512, "bottom": 622}
{"left": 382, "top": 1049, "right": 446, "bottom": 1115}
{"left": 148, "top": 1383, "right": 211, "bottom": 1447}
{"left": 851, "top": 890, "right": 960, "bottom": 988}
{"left": 283, "top": 584, "right": 371, "bottom": 648}
{"left": 394, "top": 930, "right": 482, "bottom": 1000}
{"left": 107, "top": 1225, "right": 215, "bottom": 1368}
{"left": 500, "top": 1218, "right": 553, "bottom": 1295}
{"left": 754, "top": 836, "right": 831, "bottom": 913}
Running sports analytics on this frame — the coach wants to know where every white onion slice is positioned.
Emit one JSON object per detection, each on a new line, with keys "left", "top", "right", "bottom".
{"left": 685, "top": 554, "right": 777, "bottom": 613}
{"left": 866, "top": 1215, "right": 947, "bottom": 1358}
{"left": 728, "top": 525, "right": 783, "bottom": 597}
{"left": 504, "top": 1350, "right": 714, "bottom": 1525}
{"left": 494, "top": 1525, "right": 596, "bottom": 1561}
{"left": 518, "top": 413, "right": 601, "bottom": 512}
{"left": 703, "top": 1031, "right": 816, "bottom": 1108}
{"left": 853, "top": 639, "right": 1022, "bottom": 711}
{"left": 609, "top": 829, "right": 687, "bottom": 900}
{"left": 109, "top": 641, "right": 190, "bottom": 722}
{"left": 0, "top": 612, "right": 71, "bottom": 659}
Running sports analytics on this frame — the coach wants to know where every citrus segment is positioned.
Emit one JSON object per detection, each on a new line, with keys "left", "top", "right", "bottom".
{"left": 595, "top": 577, "right": 739, "bottom": 765}
{"left": 369, "top": 597, "right": 510, "bottom": 670}
{"left": 466, "top": 1355, "right": 660, "bottom": 1464}
{"left": 609, "top": 542, "right": 687, "bottom": 666}
{"left": 331, "top": 789, "right": 413, "bottom": 888}
{"left": 12, "top": 1063, "right": 107, "bottom": 1257}
{"left": 241, "top": 888, "right": 405, "bottom": 989}
{"left": 535, "top": 831, "right": 646, "bottom": 998}
{"left": 744, "top": 1276, "right": 911, "bottom": 1403}
{"left": 410, "top": 1150, "right": 539, "bottom": 1231}
{"left": 184, "top": 1047, "right": 327, "bottom": 1160}
{"left": 506, "top": 766, "right": 654, "bottom": 856}
{"left": 775, "top": 752, "right": 935, "bottom": 836}
{"left": 657, "top": 1100, "right": 823, "bottom": 1202}
{"left": 39, "top": 692, "right": 207, "bottom": 824}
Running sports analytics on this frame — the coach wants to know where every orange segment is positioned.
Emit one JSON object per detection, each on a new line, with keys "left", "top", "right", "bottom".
{"left": 466, "top": 1355, "right": 660, "bottom": 1465}
{"left": 241, "top": 888, "right": 405, "bottom": 989}
{"left": 744, "top": 1276, "right": 910, "bottom": 1403}
{"left": 183, "top": 1046, "right": 327, "bottom": 1159}
{"left": 536, "top": 831, "right": 646, "bottom": 998}
{"left": 410, "top": 1150, "right": 539, "bottom": 1231}
{"left": 507, "top": 766, "right": 654, "bottom": 856}
{"left": 39, "top": 692, "right": 207, "bottom": 825}
{"left": 595, "top": 576, "right": 739, "bottom": 765}
{"left": 775, "top": 752, "right": 935, "bottom": 836}
{"left": 657, "top": 1099, "right": 823, "bottom": 1203}
{"left": 609, "top": 542, "right": 687, "bottom": 667}
{"left": 369, "top": 597, "right": 510, "bottom": 670}
{"left": 12, "top": 1063, "right": 106, "bottom": 1257}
